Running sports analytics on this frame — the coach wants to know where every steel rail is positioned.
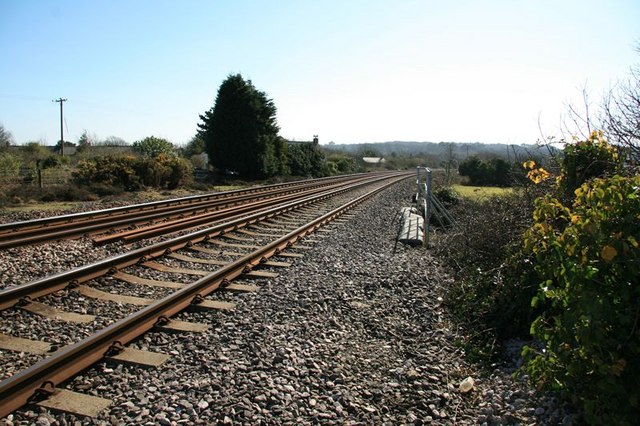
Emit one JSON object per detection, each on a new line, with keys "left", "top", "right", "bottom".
{"left": 0, "top": 173, "right": 410, "bottom": 310}
{"left": 93, "top": 174, "right": 380, "bottom": 245}
{"left": 0, "top": 174, "right": 364, "bottom": 235}
{"left": 0, "top": 175, "right": 371, "bottom": 249}
{"left": 0, "top": 177, "right": 380, "bottom": 250}
{"left": 0, "top": 174, "right": 408, "bottom": 419}
{"left": 0, "top": 180, "right": 320, "bottom": 241}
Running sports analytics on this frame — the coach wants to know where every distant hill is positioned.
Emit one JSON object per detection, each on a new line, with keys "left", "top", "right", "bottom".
{"left": 324, "top": 141, "right": 557, "bottom": 163}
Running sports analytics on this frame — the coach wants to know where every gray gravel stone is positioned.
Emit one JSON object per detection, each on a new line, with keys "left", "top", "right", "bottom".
{"left": 0, "top": 180, "right": 579, "bottom": 424}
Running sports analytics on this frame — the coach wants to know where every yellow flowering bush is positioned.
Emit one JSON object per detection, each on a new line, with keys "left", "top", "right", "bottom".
{"left": 558, "top": 130, "right": 621, "bottom": 194}
{"left": 523, "top": 160, "right": 552, "bottom": 184}
{"left": 522, "top": 174, "right": 640, "bottom": 425}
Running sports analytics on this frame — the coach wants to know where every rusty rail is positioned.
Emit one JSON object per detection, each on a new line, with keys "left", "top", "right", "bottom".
{"left": 0, "top": 174, "right": 359, "bottom": 234}
{"left": 0, "top": 174, "right": 368, "bottom": 249}
{"left": 0, "top": 173, "right": 408, "bottom": 310}
{"left": 0, "top": 174, "right": 408, "bottom": 418}
{"left": 93, "top": 174, "right": 379, "bottom": 245}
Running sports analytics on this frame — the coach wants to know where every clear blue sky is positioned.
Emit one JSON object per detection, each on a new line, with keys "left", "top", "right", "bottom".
{"left": 1, "top": 0, "right": 638, "bottom": 146}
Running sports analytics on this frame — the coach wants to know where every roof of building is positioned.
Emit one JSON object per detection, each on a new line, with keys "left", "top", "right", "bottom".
{"left": 362, "top": 157, "right": 386, "bottom": 164}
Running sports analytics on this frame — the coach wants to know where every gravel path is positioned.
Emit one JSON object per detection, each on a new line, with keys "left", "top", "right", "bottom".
{"left": 1, "top": 180, "right": 575, "bottom": 425}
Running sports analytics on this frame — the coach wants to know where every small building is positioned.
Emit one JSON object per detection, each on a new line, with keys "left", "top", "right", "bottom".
{"left": 362, "top": 157, "right": 386, "bottom": 165}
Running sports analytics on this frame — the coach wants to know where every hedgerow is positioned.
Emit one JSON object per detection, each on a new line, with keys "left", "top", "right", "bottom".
{"left": 436, "top": 188, "right": 542, "bottom": 359}
{"left": 522, "top": 174, "right": 639, "bottom": 424}
{"left": 73, "top": 154, "right": 193, "bottom": 190}
{"left": 73, "top": 155, "right": 141, "bottom": 190}
{"left": 440, "top": 131, "right": 638, "bottom": 423}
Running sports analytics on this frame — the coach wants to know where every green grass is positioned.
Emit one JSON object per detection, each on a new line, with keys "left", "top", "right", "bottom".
{"left": 211, "top": 185, "right": 245, "bottom": 192}
{"left": 2, "top": 202, "right": 83, "bottom": 213}
{"left": 452, "top": 184, "right": 514, "bottom": 200}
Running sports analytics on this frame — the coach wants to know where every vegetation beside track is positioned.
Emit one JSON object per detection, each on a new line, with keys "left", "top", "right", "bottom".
{"left": 450, "top": 184, "right": 514, "bottom": 200}
{"left": 435, "top": 132, "right": 639, "bottom": 425}
{"left": 0, "top": 188, "right": 216, "bottom": 218}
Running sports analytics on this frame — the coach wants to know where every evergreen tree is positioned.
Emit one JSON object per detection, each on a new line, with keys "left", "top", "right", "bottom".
{"left": 459, "top": 156, "right": 512, "bottom": 186}
{"left": 184, "top": 135, "right": 206, "bottom": 157}
{"left": 132, "top": 136, "right": 175, "bottom": 158}
{"left": 198, "top": 74, "right": 281, "bottom": 179}
{"left": 77, "top": 130, "right": 93, "bottom": 153}
{"left": 287, "top": 143, "right": 327, "bottom": 177}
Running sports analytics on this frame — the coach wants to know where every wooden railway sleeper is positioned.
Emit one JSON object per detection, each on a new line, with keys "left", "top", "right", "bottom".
{"left": 0, "top": 174, "right": 365, "bottom": 242}
{"left": 0, "top": 173, "right": 408, "bottom": 312}
{"left": 0, "top": 174, "right": 410, "bottom": 419}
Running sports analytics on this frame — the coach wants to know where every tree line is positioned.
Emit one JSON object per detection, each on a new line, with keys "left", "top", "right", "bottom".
{"left": 196, "top": 74, "right": 365, "bottom": 179}
{"left": 0, "top": 74, "right": 369, "bottom": 204}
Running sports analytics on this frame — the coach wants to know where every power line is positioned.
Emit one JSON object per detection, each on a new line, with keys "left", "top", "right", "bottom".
{"left": 52, "top": 98, "right": 67, "bottom": 156}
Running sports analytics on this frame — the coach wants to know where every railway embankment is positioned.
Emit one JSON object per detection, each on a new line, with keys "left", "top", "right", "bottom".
{"left": 0, "top": 179, "right": 574, "bottom": 424}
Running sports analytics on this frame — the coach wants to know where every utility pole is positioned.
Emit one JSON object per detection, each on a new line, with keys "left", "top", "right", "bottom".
{"left": 53, "top": 98, "right": 67, "bottom": 156}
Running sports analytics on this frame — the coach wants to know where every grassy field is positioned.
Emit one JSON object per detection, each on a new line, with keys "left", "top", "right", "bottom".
{"left": 211, "top": 185, "right": 245, "bottom": 192}
{"left": 1, "top": 202, "right": 83, "bottom": 213}
{"left": 0, "top": 185, "right": 248, "bottom": 214}
{"left": 451, "top": 184, "right": 514, "bottom": 200}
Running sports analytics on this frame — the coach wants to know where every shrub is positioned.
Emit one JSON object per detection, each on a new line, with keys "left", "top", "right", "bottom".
{"left": 0, "top": 152, "right": 22, "bottom": 177}
{"left": 432, "top": 186, "right": 461, "bottom": 207}
{"left": 132, "top": 136, "right": 175, "bottom": 158}
{"left": 558, "top": 130, "right": 621, "bottom": 196}
{"left": 458, "top": 156, "right": 513, "bottom": 186}
{"left": 287, "top": 143, "right": 326, "bottom": 177}
{"left": 74, "top": 154, "right": 193, "bottom": 191}
{"left": 522, "top": 174, "right": 640, "bottom": 425}
{"left": 39, "top": 155, "right": 69, "bottom": 169}
{"left": 39, "top": 186, "right": 98, "bottom": 202}
{"left": 1, "top": 185, "right": 98, "bottom": 203}
{"left": 84, "top": 183, "right": 124, "bottom": 197}
{"left": 325, "top": 154, "right": 361, "bottom": 175}
{"left": 135, "top": 157, "right": 172, "bottom": 188}
{"left": 137, "top": 154, "right": 193, "bottom": 189}
{"left": 164, "top": 155, "right": 194, "bottom": 189}
{"left": 439, "top": 132, "right": 636, "bottom": 423}
{"left": 437, "top": 190, "right": 541, "bottom": 351}
{"left": 73, "top": 155, "right": 141, "bottom": 190}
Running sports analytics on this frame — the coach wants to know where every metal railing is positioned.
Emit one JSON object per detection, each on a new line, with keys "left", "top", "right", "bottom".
{"left": 415, "top": 167, "right": 431, "bottom": 246}
{"left": 414, "top": 166, "right": 455, "bottom": 246}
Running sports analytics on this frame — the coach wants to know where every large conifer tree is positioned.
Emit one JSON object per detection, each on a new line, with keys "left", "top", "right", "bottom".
{"left": 198, "top": 74, "right": 283, "bottom": 178}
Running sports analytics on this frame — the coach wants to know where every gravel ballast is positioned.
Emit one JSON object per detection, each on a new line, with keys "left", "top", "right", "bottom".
{"left": 0, "top": 180, "right": 576, "bottom": 425}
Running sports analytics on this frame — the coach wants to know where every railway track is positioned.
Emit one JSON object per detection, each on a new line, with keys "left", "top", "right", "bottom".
{"left": 0, "top": 174, "right": 367, "bottom": 250}
{"left": 0, "top": 172, "right": 410, "bottom": 419}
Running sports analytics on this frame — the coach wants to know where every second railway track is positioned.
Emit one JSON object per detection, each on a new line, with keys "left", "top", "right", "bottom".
{"left": 0, "top": 172, "right": 410, "bottom": 419}
{"left": 0, "top": 174, "right": 371, "bottom": 250}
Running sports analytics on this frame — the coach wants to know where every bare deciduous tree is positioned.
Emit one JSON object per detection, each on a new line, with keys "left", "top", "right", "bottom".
{"left": 558, "top": 46, "right": 639, "bottom": 167}
{"left": 602, "top": 60, "right": 640, "bottom": 164}
{"left": 0, "top": 124, "right": 14, "bottom": 148}
{"left": 562, "top": 85, "right": 595, "bottom": 141}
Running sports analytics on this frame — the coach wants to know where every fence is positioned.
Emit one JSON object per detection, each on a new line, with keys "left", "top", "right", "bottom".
{"left": 0, "top": 167, "right": 72, "bottom": 187}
